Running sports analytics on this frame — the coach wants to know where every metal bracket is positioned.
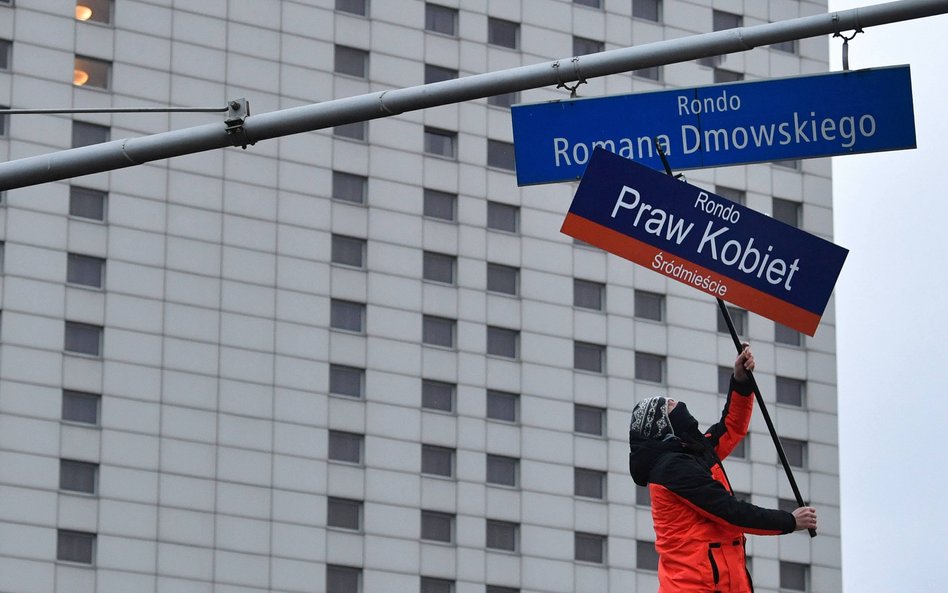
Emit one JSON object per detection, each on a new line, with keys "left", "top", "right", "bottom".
{"left": 553, "top": 59, "right": 587, "bottom": 98}
{"left": 833, "top": 27, "right": 863, "bottom": 71}
{"left": 224, "top": 98, "right": 254, "bottom": 149}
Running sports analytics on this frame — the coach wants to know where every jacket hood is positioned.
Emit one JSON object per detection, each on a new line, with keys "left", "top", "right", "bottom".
{"left": 629, "top": 433, "right": 682, "bottom": 487}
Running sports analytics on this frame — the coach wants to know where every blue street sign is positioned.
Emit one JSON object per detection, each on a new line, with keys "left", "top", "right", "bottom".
{"left": 562, "top": 149, "right": 848, "bottom": 335}
{"left": 513, "top": 65, "right": 915, "bottom": 186}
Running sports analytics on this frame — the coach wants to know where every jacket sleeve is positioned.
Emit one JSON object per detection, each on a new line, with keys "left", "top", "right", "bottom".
{"left": 705, "top": 376, "right": 755, "bottom": 460}
{"left": 653, "top": 453, "right": 796, "bottom": 536}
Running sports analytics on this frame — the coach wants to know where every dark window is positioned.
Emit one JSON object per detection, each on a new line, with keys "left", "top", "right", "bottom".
{"left": 486, "top": 587, "right": 519, "bottom": 593}
{"left": 634, "top": 66, "right": 662, "bottom": 81}
{"left": 423, "top": 315, "right": 456, "bottom": 348}
{"left": 421, "top": 444, "right": 454, "bottom": 477}
{"left": 424, "top": 188, "right": 457, "bottom": 221}
{"left": 634, "top": 352, "right": 665, "bottom": 383}
{"left": 332, "top": 171, "right": 367, "bottom": 204}
{"left": 64, "top": 322, "right": 103, "bottom": 357}
{"left": 574, "top": 0, "right": 601, "bottom": 7}
{"left": 780, "top": 561, "right": 809, "bottom": 591}
{"left": 423, "top": 251, "right": 456, "bottom": 284}
{"left": 69, "top": 186, "right": 107, "bottom": 221}
{"left": 424, "top": 127, "right": 457, "bottom": 159}
{"left": 486, "top": 326, "right": 518, "bottom": 359}
{"left": 635, "top": 485, "right": 651, "bottom": 506}
{"left": 574, "top": 468, "right": 605, "bottom": 499}
{"left": 574, "top": 404, "right": 604, "bottom": 436}
{"left": 328, "top": 431, "right": 363, "bottom": 464}
{"left": 57, "top": 530, "right": 95, "bottom": 564}
{"left": 425, "top": 3, "right": 457, "bottom": 36}
{"left": 713, "top": 10, "right": 742, "bottom": 31}
{"left": 59, "top": 459, "right": 97, "bottom": 494}
{"left": 421, "top": 510, "right": 454, "bottom": 542}
{"left": 487, "top": 263, "right": 518, "bottom": 295}
{"left": 636, "top": 539, "right": 659, "bottom": 571}
{"left": 327, "top": 497, "right": 362, "bottom": 530}
{"left": 715, "top": 185, "right": 746, "bottom": 205}
{"left": 335, "top": 0, "right": 367, "bottom": 16}
{"left": 487, "top": 390, "right": 518, "bottom": 423}
{"left": 717, "top": 305, "right": 747, "bottom": 335}
{"left": 574, "top": 341, "right": 605, "bottom": 374}
{"left": 334, "top": 121, "right": 367, "bottom": 141}
{"left": 487, "top": 202, "right": 519, "bottom": 233}
{"left": 487, "top": 139, "right": 516, "bottom": 170}
{"left": 713, "top": 68, "right": 744, "bottom": 83}
{"left": 0, "top": 39, "right": 11, "bottom": 70}
{"left": 634, "top": 290, "right": 663, "bottom": 321}
{"left": 575, "top": 532, "right": 605, "bottom": 563}
{"left": 330, "top": 300, "right": 365, "bottom": 333}
{"left": 776, "top": 377, "right": 805, "bottom": 407}
{"left": 486, "top": 454, "right": 518, "bottom": 487}
{"left": 73, "top": 55, "right": 110, "bottom": 89}
{"left": 633, "top": 0, "right": 661, "bottom": 21}
{"left": 772, "top": 198, "right": 801, "bottom": 227}
{"left": 335, "top": 45, "right": 368, "bottom": 78}
{"left": 718, "top": 366, "right": 733, "bottom": 395}
{"left": 67, "top": 253, "right": 105, "bottom": 288}
{"left": 72, "top": 121, "right": 109, "bottom": 148}
{"left": 775, "top": 323, "right": 803, "bottom": 346}
{"left": 75, "top": 0, "right": 113, "bottom": 24}
{"left": 0, "top": 106, "right": 7, "bottom": 137}
{"left": 326, "top": 565, "right": 362, "bottom": 593}
{"left": 771, "top": 39, "right": 798, "bottom": 54}
{"left": 420, "top": 577, "right": 454, "bottom": 593}
{"left": 331, "top": 235, "right": 366, "bottom": 268}
{"left": 422, "top": 380, "right": 455, "bottom": 412}
{"left": 574, "top": 279, "right": 605, "bottom": 310}
{"left": 425, "top": 64, "right": 458, "bottom": 84}
{"left": 780, "top": 437, "right": 807, "bottom": 468}
{"left": 774, "top": 159, "right": 801, "bottom": 170}
{"left": 573, "top": 36, "right": 603, "bottom": 56}
{"left": 329, "top": 364, "right": 364, "bottom": 398}
{"left": 62, "top": 390, "right": 100, "bottom": 425}
{"left": 488, "top": 18, "right": 519, "bottom": 49}
{"left": 488, "top": 92, "right": 520, "bottom": 109}
{"left": 486, "top": 520, "right": 518, "bottom": 551}
{"left": 731, "top": 438, "right": 747, "bottom": 459}
{"left": 778, "top": 498, "right": 798, "bottom": 513}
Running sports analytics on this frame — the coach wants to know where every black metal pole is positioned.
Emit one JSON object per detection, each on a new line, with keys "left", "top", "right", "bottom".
{"left": 655, "top": 142, "right": 816, "bottom": 537}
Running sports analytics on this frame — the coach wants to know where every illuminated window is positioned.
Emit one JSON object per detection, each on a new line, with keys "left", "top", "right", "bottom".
{"left": 75, "top": 0, "right": 112, "bottom": 24}
{"left": 73, "top": 55, "right": 110, "bottom": 88}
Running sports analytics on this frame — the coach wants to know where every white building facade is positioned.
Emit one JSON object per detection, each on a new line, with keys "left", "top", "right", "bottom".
{"left": 0, "top": 1, "right": 841, "bottom": 592}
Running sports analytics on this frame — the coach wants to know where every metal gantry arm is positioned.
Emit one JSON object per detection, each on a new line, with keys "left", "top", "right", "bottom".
{"left": 1, "top": 0, "right": 947, "bottom": 191}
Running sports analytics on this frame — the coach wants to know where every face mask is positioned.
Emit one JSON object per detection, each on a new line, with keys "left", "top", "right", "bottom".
{"left": 669, "top": 402, "right": 700, "bottom": 439}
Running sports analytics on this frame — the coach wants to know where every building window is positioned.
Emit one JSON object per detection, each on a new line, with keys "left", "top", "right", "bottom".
{"left": 72, "top": 121, "right": 110, "bottom": 148}
{"left": 73, "top": 55, "right": 110, "bottom": 88}
{"left": 574, "top": 341, "right": 605, "bottom": 374}
{"left": 421, "top": 577, "right": 454, "bottom": 593}
{"left": 634, "top": 66, "right": 662, "bottom": 81}
{"left": 64, "top": 322, "right": 103, "bottom": 357}
{"left": 634, "top": 290, "right": 664, "bottom": 321}
{"left": 422, "top": 379, "right": 455, "bottom": 413}
{"left": 780, "top": 437, "right": 807, "bottom": 468}
{"left": 574, "top": 0, "right": 601, "bottom": 7}
{"left": 59, "top": 459, "right": 97, "bottom": 494}
{"left": 421, "top": 510, "right": 454, "bottom": 543}
{"left": 0, "top": 39, "right": 11, "bottom": 71}
{"left": 424, "top": 188, "right": 457, "bottom": 221}
{"left": 335, "top": 45, "right": 368, "bottom": 78}
{"left": 75, "top": 0, "right": 113, "bottom": 24}
{"left": 488, "top": 92, "right": 520, "bottom": 109}
{"left": 67, "top": 254, "right": 105, "bottom": 288}
{"left": 486, "top": 454, "right": 518, "bottom": 487}
{"left": 634, "top": 352, "right": 665, "bottom": 383}
{"left": 780, "top": 561, "right": 809, "bottom": 591}
{"left": 326, "top": 565, "right": 362, "bottom": 593}
{"left": 575, "top": 532, "right": 606, "bottom": 563}
{"left": 425, "top": 3, "right": 457, "bottom": 36}
{"left": 332, "top": 170, "right": 367, "bottom": 204}
{"left": 776, "top": 377, "right": 805, "bottom": 407}
{"left": 487, "top": 587, "right": 519, "bottom": 593}
{"left": 0, "top": 106, "right": 7, "bottom": 137}
{"left": 574, "top": 404, "right": 604, "bottom": 436}
{"left": 425, "top": 64, "right": 458, "bottom": 84}
{"left": 421, "top": 444, "right": 454, "bottom": 477}
{"left": 488, "top": 17, "right": 519, "bottom": 49}
{"left": 486, "top": 326, "right": 518, "bottom": 359}
{"left": 713, "top": 10, "right": 743, "bottom": 31}
{"left": 330, "top": 300, "right": 365, "bottom": 333}
{"left": 334, "top": 121, "right": 367, "bottom": 141}
{"left": 775, "top": 323, "right": 803, "bottom": 347}
{"left": 715, "top": 186, "right": 746, "bottom": 205}
{"left": 423, "top": 251, "right": 456, "bottom": 284}
{"left": 774, "top": 159, "right": 801, "bottom": 170}
{"left": 331, "top": 235, "right": 366, "bottom": 268}
{"left": 771, "top": 38, "right": 798, "bottom": 54}
{"left": 574, "top": 468, "right": 605, "bottom": 499}
{"left": 778, "top": 498, "right": 798, "bottom": 513}
{"left": 487, "top": 263, "right": 519, "bottom": 295}
{"left": 328, "top": 431, "right": 363, "bottom": 464}
{"left": 62, "top": 390, "right": 100, "bottom": 425}
{"left": 57, "top": 530, "right": 95, "bottom": 564}
{"left": 423, "top": 315, "right": 456, "bottom": 348}
{"left": 69, "top": 186, "right": 107, "bottom": 221}
{"left": 636, "top": 539, "right": 659, "bottom": 571}
{"left": 718, "top": 366, "right": 733, "bottom": 395}
{"left": 573, "top": 35, "right": 604, "bottom": 56}
{"left": 335, "top": 0, "right": 366, "bottom": 15}
{"left": 487, "top": 139, "right": 516, "bottom": 171}
{"left": 717, "top": 305, "right": 747, "bottom": 336}
{"left": 574, "top": 279, "right": 605, "bottom": 311}
{"left": 327, "top": 497, "right": 362, "bottom": 531}
{"left": 329, "top": 364, "right": 364, "bottom": 398}
{"left": 772, "top": 198, "right": 801, "bottom": 228}
{"left": 487, "top": 390, "right": 518, "bottom": 423}
{"left": 636, "top": 485, "right": 651, "bottom": 506}
{"left": 633, "top": 0, "right": 661, "bottom": 22}
{"left": 487, "top": 202, "right": 519, "bottom": 233}
{"left": 713, "top": 68, "right": 744, "bottom": 83}
{"left": 731, "top": 438, "right": 747, "bottom": 459}
{"left": 486, "top": 520, "right": 518, "bottom": 552}
{"left": 424, "top": 127, "right": 457, "bottom": 159}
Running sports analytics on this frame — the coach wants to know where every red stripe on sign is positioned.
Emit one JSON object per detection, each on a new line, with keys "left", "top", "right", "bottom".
{"left": 561, "top": 213, "right": 820, "bottom": 336}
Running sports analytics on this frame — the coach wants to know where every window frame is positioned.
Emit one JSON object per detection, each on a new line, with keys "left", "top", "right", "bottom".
{"left": 486, "top": 262, "right": 519, "bottom": 296}
{"left": 327, "top": 497, "right": 363, "bottom": 531}
{"left": 574, "top": 404, "right": 605, "bottom": 437}
{"left": 633, "top": 290, "right": 664, "bottom": 321}
{"left": 486, "top": 454, "right": 519, "bottom": 487}
{"left": 62, "top": 390, "right": 100, "bottom": 425}
{"left": 56, "top": 529, "right": 96, "bottom": 565}
{"left": 330, "top": 234, "right": 367, "bottom": 268}
{"left": 422, "top": 251, "right": 457, "bottom": 285}
{"left": 425, "top": 3, "right": 458, "bottom": 36}
{"left": 574, "top": 531, "right": 606, "bottom": 564}
{"left": 59, "top": 459, "right": 98, "bottom": 494}
{"left": 485, "top": 520, "right": 519, "bottom": 552}
{"left": 488, "top": 17, "right": 520, "bottom": 49}
{"left": 328, "top": 430, "right": 364, "bottom": 465}
{"left": 422, "top": 315, "right": 456, "bottom": 349}
{"left": 486, "top": 326, "right": 519, "bottom": 359}
{"left": 66, "top": 253, "right": 106, "bottom": 289}
{"left": 334, "top": 44, "right": 369, "bottom": 78}
{"left": 574, "top": 467, "right": 606, "bottom": 499}
{"left": 64, "top": 321, "right": 103, "bottom": 357}
{"left": 422, "top": 379, "right": 455, "bottom": 413}
{"left": 424, "top": 126, "right": 458, "bottom": 159}
{"left": 486, "top": 390, "right": 519, "bottom": 423}
{"left": 423, "top": 188, "right": 457, "bottom": 221}
{"left": 421, "top": 444, "right": 455, "bottom": 478}
{"left": 634, "top": 351, "right": 666, "bottom": 384}
{"left": 574, "top": 341, "right": 606, "bottom": 374}
{"left": 486, "top": 202, "right": 519, "bottom": 233}
{"left": 328, "top": 364, "right": 365, "bottom": 399}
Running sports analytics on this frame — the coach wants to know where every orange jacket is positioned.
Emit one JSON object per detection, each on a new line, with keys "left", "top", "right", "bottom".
{"left": 630, "top": 379, "right": 796, "bottom": 593}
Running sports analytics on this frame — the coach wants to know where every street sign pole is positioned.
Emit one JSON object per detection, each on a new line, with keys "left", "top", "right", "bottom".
{"left": 655, "top": 143, "right": 816, "bottom": 538}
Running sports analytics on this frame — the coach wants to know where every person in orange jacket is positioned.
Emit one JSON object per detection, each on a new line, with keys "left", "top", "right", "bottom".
{"left": 629, "top": 344, "right": 817, "bottom": 593}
